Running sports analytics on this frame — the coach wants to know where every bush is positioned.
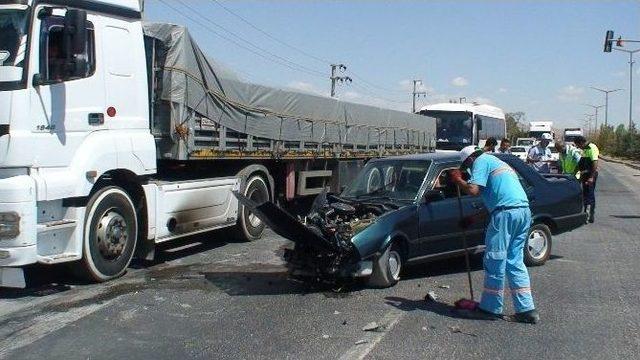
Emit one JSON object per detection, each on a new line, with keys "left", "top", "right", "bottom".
{"left": 593, "top": 124, "right": 640, "bottom": 159}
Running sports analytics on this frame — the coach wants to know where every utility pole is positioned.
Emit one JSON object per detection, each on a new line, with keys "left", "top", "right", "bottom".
{"left": 330, "top": 64, "right": 352, "bottom": 97}
{"left": 412, "top": 79, "right": 426, "bottom": 113}
{"left": 590, "top": 87, "right": 622, "bottom": 127}
{"left": 584, "top": 104, "right": 604, "bottom": 132}
{"left": 584, "top": 114, "right": 595, "bottom": 137}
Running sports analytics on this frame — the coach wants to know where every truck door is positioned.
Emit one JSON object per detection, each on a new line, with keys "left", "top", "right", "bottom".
{"left": 28, "top": 7, "right": 108, "bottom": 167}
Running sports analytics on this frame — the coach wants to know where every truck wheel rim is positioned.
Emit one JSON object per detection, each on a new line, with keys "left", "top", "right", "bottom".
{"left": 96, "top": 208, "right": 128, "bottom": 261}
{"left": 388, "top": 250, "right": 401, "bottom": 280}
{"left": 528, "top": 230, "right": 547, "bottom": 259}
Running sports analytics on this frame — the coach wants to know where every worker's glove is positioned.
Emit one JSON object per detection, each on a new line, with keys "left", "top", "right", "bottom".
{"left": 459, "top": 215, "right": 475, "bottom": 229}
{"left": 449, "top": 169, "right": 464, "bottom": 184}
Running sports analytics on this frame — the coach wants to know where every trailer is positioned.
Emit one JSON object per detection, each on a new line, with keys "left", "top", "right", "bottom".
{"left": 0, "top": 1, "right": 435, "bottom": 287}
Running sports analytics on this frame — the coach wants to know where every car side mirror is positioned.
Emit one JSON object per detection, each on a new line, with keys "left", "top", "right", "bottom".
{"left": 422, "top": 189, "right": 444, "bottom": 203}
{"left": 0, "top": 51, "right": 9, "bottom": 65}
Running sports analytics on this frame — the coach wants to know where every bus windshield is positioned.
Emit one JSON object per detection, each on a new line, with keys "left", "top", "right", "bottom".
{"left": 427, "top": 111, "right": 473, "bottom": 147}
{"left": 0, "top": 7, "right": 29, "bottom": 84}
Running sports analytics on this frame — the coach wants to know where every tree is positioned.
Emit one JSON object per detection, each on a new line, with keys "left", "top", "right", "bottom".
{"left": 505, "top": 112, "right": 528, "bottom": 141}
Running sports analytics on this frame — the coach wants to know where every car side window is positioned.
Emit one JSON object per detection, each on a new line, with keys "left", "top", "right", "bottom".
{"left": 39, "top": 15, "right": 95, "bottom": 82}
{"left": 432, "top": 167, "right": 468, "bottom": 199}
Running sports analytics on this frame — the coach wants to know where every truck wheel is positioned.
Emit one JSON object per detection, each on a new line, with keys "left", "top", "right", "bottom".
{"left": 524, "top": 223, "right": 552, "bottom": 267}
{"left": 235, "top": 175, "right": 269, "bottom": 242}
{"left": 367, "top": 242, "right": 403, "bottom": 288}
{"left": 75, "top": 186, "right": 138, "bottom": 282}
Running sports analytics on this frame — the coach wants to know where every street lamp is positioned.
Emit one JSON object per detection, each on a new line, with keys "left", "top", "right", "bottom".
{"left": 590, "top": 87, "right": 623, "bottom": 127}
{"left": 583, "top": 104, "right": 604, "bottom": 131}
{"left": 584, "top": 114, "right": 595, "bottom": 137}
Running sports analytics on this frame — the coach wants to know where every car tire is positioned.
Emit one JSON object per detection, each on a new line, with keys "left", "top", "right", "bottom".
{"left": 524, "top": 223, "right": 552, "bottom": 266}
{"left": 367, "top": 242, "right": 403, "bottom": 288}
{"left": 74, "top": 186, "right": 138, "bottom": 282}
{"left": 235, "top": 175, "right": 269, "bottom": 242}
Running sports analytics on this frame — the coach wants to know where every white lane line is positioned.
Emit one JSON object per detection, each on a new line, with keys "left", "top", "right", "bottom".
{"left": 339, "top": 309, "right": 405, "bottom": 360}
{"left": 0, "top": 298, "right": 116, "bottom": 358}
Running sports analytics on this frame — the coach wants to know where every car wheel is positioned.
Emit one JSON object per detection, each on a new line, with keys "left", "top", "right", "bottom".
{"left": 367, "top": 242, "right": 403, "bottom": 288}
{"left": 524, "top": 223, "right": 552, "bottom": 266}
{"left": 74, "top": 186, "right": 138, "bottom": 282}
{"left": 235, "top": 175, "right": 269, "bottom": 242}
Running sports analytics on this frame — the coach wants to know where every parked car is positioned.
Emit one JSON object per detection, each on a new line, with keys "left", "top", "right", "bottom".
{"left": 235, "top": 152, "right": 587, "bottom": 288}
{"left": 510, "top": 146, "right": 528, "bottom": 161}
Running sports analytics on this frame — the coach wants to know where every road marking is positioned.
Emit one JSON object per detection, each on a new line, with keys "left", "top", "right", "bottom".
{"left": 338, "top": 309, "right": 405, "bottom": 360}
{"left": 0, "top": 298, "right": 116, "bottom": 358}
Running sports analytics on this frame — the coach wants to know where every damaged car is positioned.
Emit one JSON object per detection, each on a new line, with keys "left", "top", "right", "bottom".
{"left": 235, "top": 152, "right": 587, "bottom": 288}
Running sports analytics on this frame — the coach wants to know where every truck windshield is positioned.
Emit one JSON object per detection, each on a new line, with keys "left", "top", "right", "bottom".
{"left": 0, "top": 7, "right": 29, "bottom": 84}
{"left": 426, "top": 111, "right": 473, "bottom": 148}
{"left": 341, "top": 159, "right": 431, "bottom": 201}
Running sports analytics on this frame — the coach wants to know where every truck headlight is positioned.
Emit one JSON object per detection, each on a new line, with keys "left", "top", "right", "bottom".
{"left": 0, "top": 212, "right": 20, "bottom": 239}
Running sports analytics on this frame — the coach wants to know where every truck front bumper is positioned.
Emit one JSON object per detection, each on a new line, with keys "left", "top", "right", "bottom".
{"left": 0, "top": 174, "right": 37, "bottom": 287}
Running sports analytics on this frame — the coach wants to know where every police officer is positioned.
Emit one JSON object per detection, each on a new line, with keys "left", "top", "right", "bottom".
{"left": 450, "top": 146, "right": 540, "bottom": 324}
{"left": 555, "top": 141, "right": 581, "bottom": 178}
{"left": 574, "top": 136, "right": 599, "bottom": 223}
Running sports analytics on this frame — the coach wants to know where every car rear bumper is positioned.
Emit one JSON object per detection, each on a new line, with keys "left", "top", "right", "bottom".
{"left": 553, "top": 212, "right": 588, "bottom": 234}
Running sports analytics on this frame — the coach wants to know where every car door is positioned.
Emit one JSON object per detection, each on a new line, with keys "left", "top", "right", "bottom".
{"left": 415, "top": 163, "right": 487, "bottom": 257}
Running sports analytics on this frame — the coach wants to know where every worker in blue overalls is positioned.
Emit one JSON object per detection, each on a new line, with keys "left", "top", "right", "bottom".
{"left": 450, "top": 146, "right": 540, "bottom": 324}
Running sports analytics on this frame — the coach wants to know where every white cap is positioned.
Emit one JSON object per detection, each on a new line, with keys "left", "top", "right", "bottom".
{"left": 460, "top": 145, "right": 480, "bottom": 163}
{"left": 541, "top": 133, "right": 553, "bottom": 141}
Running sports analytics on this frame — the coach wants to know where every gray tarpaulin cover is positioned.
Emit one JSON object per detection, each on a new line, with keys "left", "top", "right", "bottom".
{"left": 142, "top": 23, "right": 435, "bottom": 158}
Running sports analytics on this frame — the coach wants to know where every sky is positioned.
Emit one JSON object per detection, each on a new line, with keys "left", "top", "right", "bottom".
{"left": 144, "top": 0, "right": 640, "bottom": 130}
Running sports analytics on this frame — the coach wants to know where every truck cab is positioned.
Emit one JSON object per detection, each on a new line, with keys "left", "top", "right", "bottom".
{"left": 0, "top": 0, "right": 158, "bottom": 287}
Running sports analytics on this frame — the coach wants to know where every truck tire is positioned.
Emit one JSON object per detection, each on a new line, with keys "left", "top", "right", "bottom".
{"left": 524, "top": 223, "right": 552, "bottom": 267}
{"left": 235, "top": 175, "right": 269, "bottom": 242}
{"left": 74, "top": 186, "right": 138, "bottom": 282}
{"left": 366, "top": 242, "right": 403, "bottom": 288}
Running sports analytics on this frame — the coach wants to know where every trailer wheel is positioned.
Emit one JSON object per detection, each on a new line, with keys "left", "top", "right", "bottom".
{"left": 235, "top": 175, "right": 269, "bottom": 242}
{"left": 74, "top": 186, "right": 138, "bottom": 282}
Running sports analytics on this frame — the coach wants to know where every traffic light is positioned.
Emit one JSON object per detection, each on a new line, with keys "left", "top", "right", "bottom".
{"left": 603, "top": 30, "right": 614, "bottom": 52}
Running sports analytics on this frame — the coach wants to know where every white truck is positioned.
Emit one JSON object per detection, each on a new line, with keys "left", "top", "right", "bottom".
{"left": 528, "top": 121, "right": 554, "bottom": 140}
{"left": 0, "top": 0, "right": 435, "bottom": 287}
{"left": 563, "top": 128, "right": 583, "bottom": 145}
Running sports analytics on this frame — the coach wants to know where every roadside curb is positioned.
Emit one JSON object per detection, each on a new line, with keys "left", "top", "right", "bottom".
{"left": 600, "top": 155, "right": 640, "bottom": 171}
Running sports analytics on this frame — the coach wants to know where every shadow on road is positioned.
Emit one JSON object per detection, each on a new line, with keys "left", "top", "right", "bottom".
{"left": 610, "top": 215, "right": 640, "bottom": 219}
{"left": 401, "top": 254, "right": 484, "bottom": 280}
{"left": 385, "top": 296, "right": 492, "bottom": 324}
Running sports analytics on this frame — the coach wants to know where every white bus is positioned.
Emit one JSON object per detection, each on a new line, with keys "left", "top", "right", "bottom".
{"left": 418, "top": 103, "right": 507, "bottom": 151}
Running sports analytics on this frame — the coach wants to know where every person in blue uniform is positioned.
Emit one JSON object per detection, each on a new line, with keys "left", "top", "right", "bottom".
{"left": 450, "top": 146, "right": 540, "bottom": 324}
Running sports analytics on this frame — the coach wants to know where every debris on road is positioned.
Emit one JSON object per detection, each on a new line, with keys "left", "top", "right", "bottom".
{"left": 355, "top": 340, "right": 368, "bottom": 345}
{"left": 449, "top": 326, "right": 461, "bottom": 333}
{"left": 438, "top": 284, "right": 451, "bottom": 289}
{"left": 425, "top": 291, "right": 438, "bottom": 302}
{"left": 362, "top": 322, "right": 381, "bottom": 332}
{"left": 333, "top": 310, "right": 341, "bottom": 315}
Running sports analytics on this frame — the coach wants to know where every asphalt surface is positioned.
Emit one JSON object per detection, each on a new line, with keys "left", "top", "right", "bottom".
{"left": 1, "top": 161, "right": 639, "bottom": 359}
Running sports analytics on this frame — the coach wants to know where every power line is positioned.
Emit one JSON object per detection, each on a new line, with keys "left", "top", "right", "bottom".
{"left": 208, "top": 0, "right": 409, "bottom": 97}
{"left": 208, "top": 0, "right": 331, "bottom": 65}
{"left": 157, "top": 0, "right": 326, "bottom": 78}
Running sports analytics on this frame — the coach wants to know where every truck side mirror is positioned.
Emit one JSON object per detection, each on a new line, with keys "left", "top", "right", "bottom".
{"left": 0, "top": 51, "right": 9, "bottom": 66}
{"left": 63, "top": 9, "right": 88, "bottom": 77}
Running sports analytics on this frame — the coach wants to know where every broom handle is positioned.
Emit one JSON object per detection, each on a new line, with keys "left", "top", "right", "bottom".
{"left": 457, "top": 184, "right": 475, "bottom": 301}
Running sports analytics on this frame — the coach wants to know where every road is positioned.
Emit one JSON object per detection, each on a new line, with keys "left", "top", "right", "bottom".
{"left": 1, "top": 161, "right": 639, "bottom": 359}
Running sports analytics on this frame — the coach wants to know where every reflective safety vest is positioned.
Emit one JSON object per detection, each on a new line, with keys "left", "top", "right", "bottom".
{"left": 558, "top": 145, "right": 581, "bottom": 178}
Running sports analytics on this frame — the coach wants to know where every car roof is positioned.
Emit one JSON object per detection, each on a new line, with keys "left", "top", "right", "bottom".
{"left": 370, "top": 151, "right": 460, "bottom": 163}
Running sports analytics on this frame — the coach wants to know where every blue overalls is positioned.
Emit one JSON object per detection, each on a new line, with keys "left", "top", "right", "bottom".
{"left": 469, "top": 154, "right": 536, "bottom": 314}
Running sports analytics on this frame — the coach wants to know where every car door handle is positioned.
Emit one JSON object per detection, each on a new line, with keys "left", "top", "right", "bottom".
{"left": 472, "top": 202, "right": 484, "bottom": 209}
{"left": 88, "top": 113, "right": 104, "bottom": 125}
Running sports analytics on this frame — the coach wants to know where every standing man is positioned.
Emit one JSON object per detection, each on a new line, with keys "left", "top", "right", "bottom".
{"left": 450, "top": 146, "right": 539, "bottom": 324}
{"left": 483, "top": 137, "right": 498, "bottom": 153}
{"left": 527, "top": 133, "right": 553, "bottom": 173}
{"left": 497, "top": 138, "right": 512, "bottom": 154}
{"left": 554, "top": 141, "right": 581, "bottom": 178}
{"left": 574, "top": 136, "right": 599, "bottom": 223}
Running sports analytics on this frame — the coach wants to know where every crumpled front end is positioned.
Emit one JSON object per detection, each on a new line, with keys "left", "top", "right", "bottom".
{"left": 233, "top": 190, "right": 395, "bottom": 283}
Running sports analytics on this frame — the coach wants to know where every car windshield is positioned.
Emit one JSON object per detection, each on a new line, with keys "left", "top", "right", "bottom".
{"left": 0, "top": 7, "right": 29, "bottom": 83}
{"left": 517, "top": 139, "right": 534, "bottom": 146}
{"left": 425, "top": 111, "right": 473, "bottom": 146}
{"left": 511, "top": 147, "right": 525, "bottom": 152}
{"left": 341, "top": 159, "right": 431, "bottom": 201}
